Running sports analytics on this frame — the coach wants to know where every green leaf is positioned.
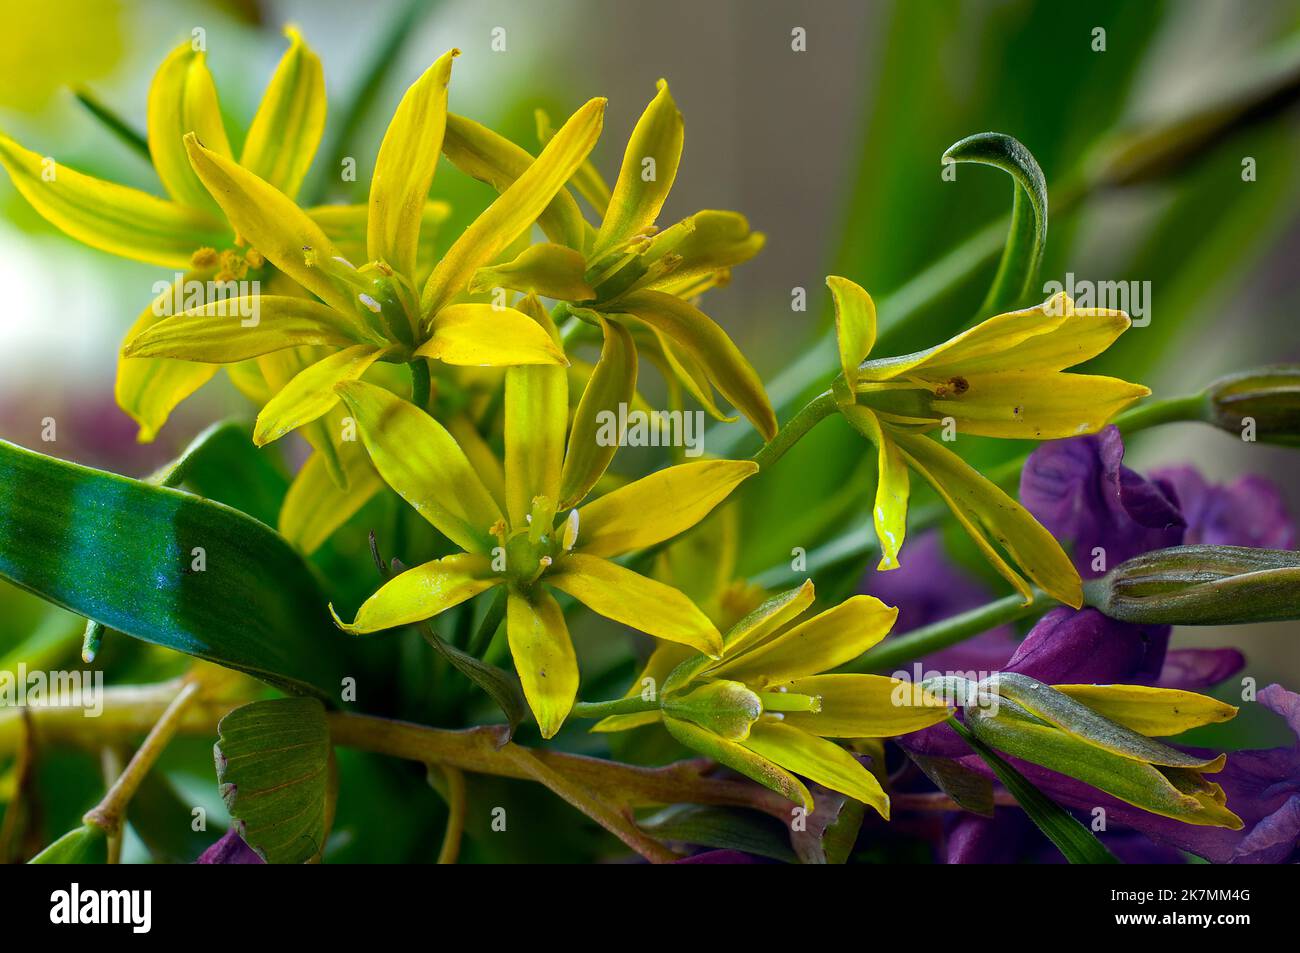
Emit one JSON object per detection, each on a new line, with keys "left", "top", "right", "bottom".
{"left": 0, "top": 439, "right": 342, "bottom": 697}
{"left": 421, "top": 625, "right": 526, "bottom": 740}
{"left": 640, "top": 804, "right": 795, "bottom": 863}
{"left": 215, "top": 698, "right": 333, "bottom": 864}
{"left": 948, "top": 717, "right": 1119, "bottom": 865}
{"left": 148, "top": 419, "right": 289, "bottom": 526}
{"left": 28, "top": 823, "right": 108, "bottom": 864}
{"left": 907, "top": 751, "right": 995, "bottom": 817}
{"left": 941, "top": 132, "right": 1047, "bottom": 317}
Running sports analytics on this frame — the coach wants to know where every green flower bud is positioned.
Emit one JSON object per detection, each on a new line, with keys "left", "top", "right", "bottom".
{"left": 1083, "top": 545, "right": 1300, "bottom": 625}
{"left": 1205, "top": 365, "right": 1300, "bottom": 446}
{"left": 662, "top": 679, "right": 762, "bottom": 741}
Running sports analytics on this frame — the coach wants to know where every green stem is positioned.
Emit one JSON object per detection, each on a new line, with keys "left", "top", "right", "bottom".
{"left": 845, "top": 591, "right": 1055, "bottom": 673}
{"left": 751, "top": 390, "right": 838, "bottom": 470}
{"left": 569, "top": 695, "right": 661, "bottom": 720}
{"left": 1113, "top": 391, "right": 1207, "bottom": 433}
{"left": 409, "top": 359, "right": 431, "bottom": 411}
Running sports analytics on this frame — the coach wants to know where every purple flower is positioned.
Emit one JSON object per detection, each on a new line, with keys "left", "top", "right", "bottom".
{"left": 196, "top": 828, "right": 264, "bottom": 864}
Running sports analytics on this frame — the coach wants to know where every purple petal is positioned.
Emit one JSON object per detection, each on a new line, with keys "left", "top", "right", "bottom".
{"left": 1230, "top": 796, "right": 1300, "bottom": 863}
{"left": 1003, "top": 607, "right": 1168, "bottom": 685}
{"left": 1153, "top": 467, "right": 1296, "bottom": 549}
{"left": 674, "top": 849, "right": 769, "bottom": 864}
{"left": 196, "top": 828, "right": 264, "bottom": 864}
{"left": 1156, "top": 648, "right": 1245, "bottom": 690}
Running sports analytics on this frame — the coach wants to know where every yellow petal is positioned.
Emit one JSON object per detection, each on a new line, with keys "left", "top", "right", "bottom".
{"left": 1050, "top": 684, "right": 1238, "bottom": 738}
{"left": 709, "top": 595, "right": 897, "bottom": 688}
{"left": 643, "top": 325, "right": 738, "bottom": 423}
{"left": 592, "top": 79, "right": 683, "bottom": 260}
{"left": 536, "top": 106, "right": 611, "bottom": 216}
{"left": 575, "top": 459, "right": 758, "bottom": 558}
{"left": 560, "top": 316, "right": 636, "bottom": 508}
{"left": 443, "top": 112, "right": 591, "bottom": 250}
{"left": 663, "top": 715, "right": 812, "bottom": 811}
{"left": 447, "top": 413, "right": 507, "bottom": 514}
{"left": 254, "top": 344, "right": 389, "bottom": 446}
{"left": 122, "top": 296, "right": 370, "bottom": 362}
{"left": 827, "top": 275, "right": 876, "bottom": 388}
{"left": 591, "top": 642, "right": 693, "bottom": 733}
{"left": 743, "top": 719, "right": 889, "bottom": 818}
{"left": 240, "top": 27, "right": 326, "bottom": 199}
{"left": 422, "top": 98, "right": 606, "bottom": 318}
{"left": 417, "top": 303, "right": 568, "bottom": 366}
{"left": 618, "top": 290, "right": 777, "bottom": 440}
{"left": 469, "top": 242, "right": 595, "bottom": 301}
{"left": 892, "top": 430, "right": 1082, "bottom": 607}
{"left": 841, "top": 405, "right": 909, "bottom": 571}
{"left": 367, "top": 48, "right": 457, "bottom": 278}
{"left": 547, "top": 554, "right": 722, "bottom": 656}
{"left": 505, "top": 366, "right": 568, "bottom": 529}
{"left": 507, "top": 588, "right": 579, "bottom": 739}
{"left": 279, "top": 447, "right": 384, "bottom": 555}
{"left": 330, "top": 553, "right": 499, "bottom": 633}
{"left": 779, "top": 674, "right": 951, "bottom": 738}
{"left": 147, "top": 40, "right": 233, "bottom": 213}
{"left": 930, "top": 371, "right": 1150, "bottom": 439}
{"left": 115, "top": 274, "right": 218, "bottom": 442}
{"left": 0, "top": 133, "right": 224, "bottom": 268}
{"left": 184, "top": 134, "right": 356, "bottom": 315}
{"left": 259, "top": 347, "right": 348, "bottom": 488}
{"left": 335, "top": 380, "right": 503, "bottom": 553}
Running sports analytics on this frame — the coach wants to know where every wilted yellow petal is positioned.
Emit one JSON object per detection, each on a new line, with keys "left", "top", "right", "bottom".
{"left": 417, "top": 303, "right": 567, "bottom": 367}
{"left": 254, "top": 343, "right": 389, "bottom": 446}
{"left": 664, "top": 715, "right": 812, "bottom": 811}
{"left": 930, "top": 371, "right": 1149, "bottom": 438}
{"left": 1053, "top": 684, "right": 1238, "bottom": 737}
{"left": 331, "top": 553, "right": 499, "bottom": 634}
{"left": 469, "top": 242, "right": 595, "bottom": 301}
{"left": 560, "top": 316, "right": 636, "bottom": 508}
{"left": 184, "top": 134, "right": 356, "bottom": 315}
{"left": 618, "top": 290, "right": 776, "bottom": 440}
{"left": 709, "top": 595, "right": 897, "bottom": 688}
{"left": 335, "top": 380, "right": 503, "bottom": 553}
{"left": 779, "top": 674, "right": 951, "bottom": 738}
{"left": 240, "top": 27, "right": 326, "bottom": 199}
{"left": 827, "top": 276, "right": 877, "bottom": 388}
{"left": 367, "top": 48, "right": 457, "bottom": 278}
{"left": 422, "top": 98, "right": 606, "bottom": 319}
{"left": 279, "top": 446, "right": 384, "bottom": 555}
{"left": 841, "top": 405, "right": 909, "bottom": 570}
{"left": 547, "top": 554, "right": 722, "bottom": 656}
{"left": 0, "top": 134, "right": 224, "bottom": 268}
{"left": 122, "top": 296, "right": 370, "bottom": 362}
{"left": 743, "top": 719, "right": 889, "bottom": 818}
{"left": 147, "top": 41, "right": 233, "bottom": 213}
{"left": 592, "top": 79, "right": 683, "bottom": 260}
{"left": 507, "top": 588, "right": 579, "bottom": 739}
{"left": 575, "top": 459, "right": 757, "bottom": 558}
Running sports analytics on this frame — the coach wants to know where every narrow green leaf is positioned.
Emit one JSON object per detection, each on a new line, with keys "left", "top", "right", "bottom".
{"left": 215, "top": 698, "right": 332, "bottom": 864}
{"left": 942, "top": 132, "right": 1047, "bottom": 317}
{"left": 907, "top": 750, "right": 995, "bottom": 817}
{"left": 640, "top": 804, "right": 795, "bottom": 863}
{"left": 28, "top": 824, "right": 108, "bottom": 864}
{"left": 147, "top": 419, "right": 289, "bottom": 526}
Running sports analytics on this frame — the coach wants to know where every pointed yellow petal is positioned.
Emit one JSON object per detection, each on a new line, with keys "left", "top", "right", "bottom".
{"left": 116, "top": 274, "right": 218, "bottom": 442}
{"left": 240, "top": 27, "right": 326, "bottom": 199}
{"left": 184, "top": 134, "right": 356, "bottom": 315}
{"left": 560, "top": 316, "right": 636, "bottom": 508}
{"left": 643, "top": 325, "right": 737, "bottom": 423}
{"left": 335, "top": 380, "right": 503, "bottom": 553}
{"left": 416, "top": 303, "right": 567, "bottom": 367}
{"left": 259, "top": 346, "right": 349, "bottom": 488}
{"left": 505, "top": 363, "right": 567, "bottom": 526}
{"left": 892, "top": 430, "right": 1082, "bottom": 607}
{"left": 331, "top": 553, "right": 499, "bottom": 633}
{"left": 841, "top": 405, "right": 910, "bottom": 570}
{"left": 575, "top": 460, "right": 758, "bottom": 558}
{"left": 1045, "top": 684, "right": 1238, "bottom": 739}
{"left": 122, "top": 296, "right": 369, "bottom": 362}
{"left": 279, "top": 447, "right": 384, "bottom": 555}
{"left": 147, "top": 40, "right": 233, "bottom": 212}
{"left": 592, "top": 79, "right": 683, "bottom": 260}
{"left": 827, "top": 276, "right": 876, "bottom": 388}
{"left": 663, "top": 715, "right": 812, "bottom": 811}
{"left": 0, "top": 134, "right": 223, "bottom": 268}
{"left": 536, "top": 106, "right": 611, "bottom": 216}
{"left": 469, "top": 242, "right": 595, "bottom": 301}
{"left": 931, "top": 371, "right": 1150, "bottom": 438}
{"left": 779, "top": 674, "right": 951, "bottom": 738}
{"left": 709, "top": 595, "right": 897, "bottom": 688}
{"left": 743, "top": 719, "right": 889, "bottom": 818}
{"left": 446, "top": 413, "right": 507, "bottom": 514}
{"left": 508, "top": 588, "right": 579, "bottom": 739}
{"left": 639, "top": 210, "right": 764, "bottom": 292}
{"left": 254, "top": 344, "right": 388, "bottom": 446}
{"left": 443, "top": 112, "right": 591, "bottom": 250}
{"left": 422, "top": 98, "right": 606, "bottom": 318}
{"left": 367, "top": 48, "right": 457, "bottom": 277}
{"left": 547, "top": 554, "right": 722, "bottom": 656}
{"left": 618, "top": 290, "right": 777, "bottom": 440}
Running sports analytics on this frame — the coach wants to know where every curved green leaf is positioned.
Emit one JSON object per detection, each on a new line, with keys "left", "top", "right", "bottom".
{"left": 28, "top": 823, "right": 108, "bottom": 864}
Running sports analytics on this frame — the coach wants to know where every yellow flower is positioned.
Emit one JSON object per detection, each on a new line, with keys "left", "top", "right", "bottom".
{"left": 328, "top": 300, "right": 758, "bottom": 738}
{"left": 828, "top": 278, "right": 1150, "bottom": 607}
{"left": 443, "top": 80, "right": 776, "bottom": 440}
{"left": 597, "top": 580, "right": 952, "bottom": 816}
{"left": 122, "top": 50, "right": 605, "bottom": 477}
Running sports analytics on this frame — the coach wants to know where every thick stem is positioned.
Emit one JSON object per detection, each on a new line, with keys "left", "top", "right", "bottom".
{"left": 409, "top": 359, "right": 431, "bottom": 411}
{"left": 435, "top": 766, "right": 467, "bottom": 865}
{"left": 1113, "top": 392, "right": 1208, "bottom": 433}
{"left": 569, "top": 695, "right": 660, "bottom": 720}
{"left": 751, "top": 390, "right": 839, "bottom": 471}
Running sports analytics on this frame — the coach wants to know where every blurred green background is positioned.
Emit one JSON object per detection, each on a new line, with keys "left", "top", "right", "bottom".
{"left": 2, "top": 0, "right": 1300, "bottom": 861}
